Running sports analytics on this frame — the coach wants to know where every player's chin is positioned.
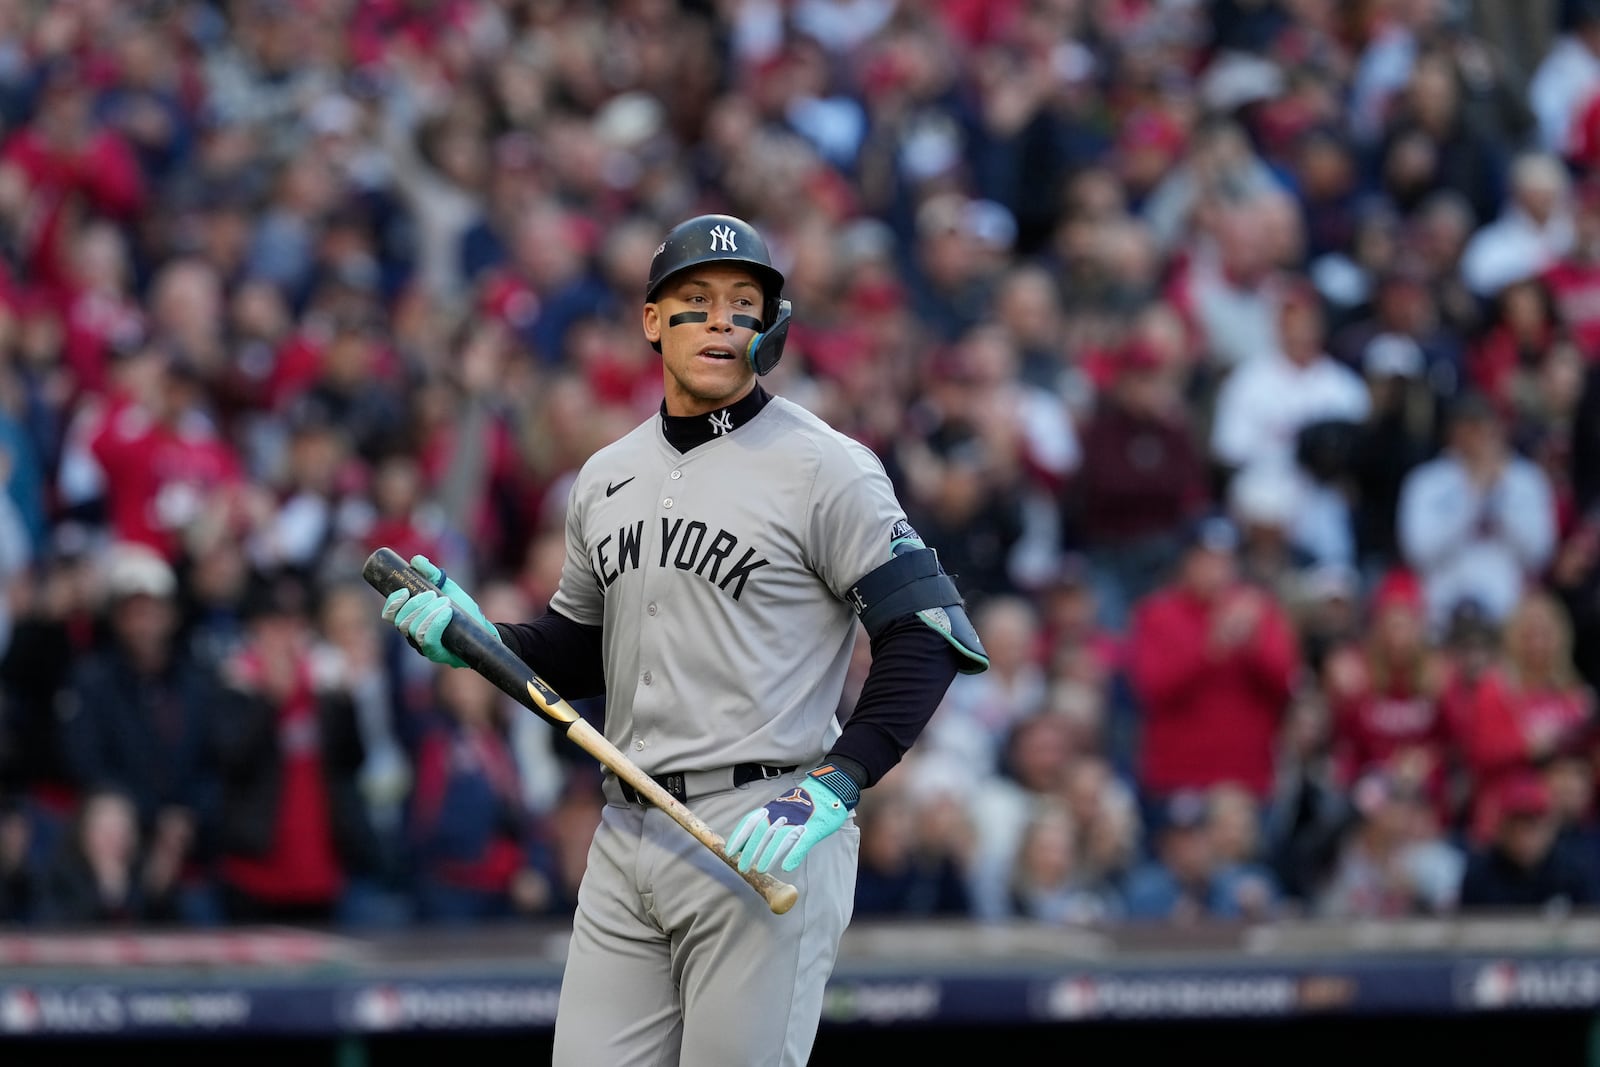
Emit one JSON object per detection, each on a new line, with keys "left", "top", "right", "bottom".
{"left": 682, "top": 361, "right": 751, "bottom": 397}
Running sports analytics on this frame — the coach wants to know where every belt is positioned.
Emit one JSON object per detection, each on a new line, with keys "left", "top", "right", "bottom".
{"left": 617, "top": 763, "right": 798, "bottom": 806}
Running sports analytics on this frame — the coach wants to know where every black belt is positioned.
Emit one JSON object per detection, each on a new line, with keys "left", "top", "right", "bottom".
{"left": 618, "top": 763, "right": 798, "bottom": 806}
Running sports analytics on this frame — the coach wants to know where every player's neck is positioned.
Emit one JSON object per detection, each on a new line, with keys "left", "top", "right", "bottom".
{"left": 659, "top": 385, "right": 772, "bottom": 453}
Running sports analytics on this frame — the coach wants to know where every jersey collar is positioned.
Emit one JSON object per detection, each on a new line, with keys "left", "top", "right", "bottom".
{"left": 659, "top": 385, "right": 771, "bottom": 453}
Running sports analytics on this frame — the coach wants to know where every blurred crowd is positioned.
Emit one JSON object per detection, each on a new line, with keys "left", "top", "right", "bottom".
{"left": 3, "top": 0, "right": 1600, "bottom": 930}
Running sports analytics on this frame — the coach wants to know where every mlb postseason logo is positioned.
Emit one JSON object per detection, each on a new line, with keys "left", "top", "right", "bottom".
{"left": 347, "top": 983, "right": 562, "bottom": 1031}
{"left": 0, "top": 986, "right": 124, "bottom": 1033}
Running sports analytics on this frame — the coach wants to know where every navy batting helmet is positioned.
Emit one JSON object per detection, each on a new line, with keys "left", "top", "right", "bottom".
{"left": 645, "top": 214, "right": 791, "bottom": 374}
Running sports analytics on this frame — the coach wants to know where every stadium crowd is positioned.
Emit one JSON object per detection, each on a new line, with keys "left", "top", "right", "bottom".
{"left": 4, "top": 0, "right": 1600, "bottom": 929}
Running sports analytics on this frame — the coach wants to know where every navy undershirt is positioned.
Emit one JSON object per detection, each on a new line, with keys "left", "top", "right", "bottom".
{"left": 659, "top": 383, "right": 771, "bottom": 452}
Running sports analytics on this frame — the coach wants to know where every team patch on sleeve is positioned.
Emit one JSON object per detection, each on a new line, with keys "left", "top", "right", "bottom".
{"left": 889, "top": 519, "right": 919, "bottom": 545}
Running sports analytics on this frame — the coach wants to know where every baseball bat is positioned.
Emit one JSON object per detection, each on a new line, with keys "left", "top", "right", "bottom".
{"left": 362, "top": 547, "right": 800, "bottom": 916}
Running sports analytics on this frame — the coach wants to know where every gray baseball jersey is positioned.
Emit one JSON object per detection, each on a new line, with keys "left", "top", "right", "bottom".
{"left": 548, "top": 394, "right": 905, "bottom": 775}
{"left": 548, "top": 394, "right": 900, "bottom": 1066}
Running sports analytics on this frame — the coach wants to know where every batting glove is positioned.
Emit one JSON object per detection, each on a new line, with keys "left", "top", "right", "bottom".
{"left": 723, "top": 765, "right": 860, "bottom": 874}
{"left": 379, "top": 554, "right": 500, "bottom": 669}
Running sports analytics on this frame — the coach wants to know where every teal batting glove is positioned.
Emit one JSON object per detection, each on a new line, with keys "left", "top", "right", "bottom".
{"left": 723, "top": 765, "right": 860, "bottom": 874}
{"left": 378, "top": 554, "right": 500, "bottom": 668}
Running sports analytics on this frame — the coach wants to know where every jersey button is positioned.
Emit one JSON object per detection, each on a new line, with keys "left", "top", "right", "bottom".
{"left": 642, "top": 670, "right": 653, "bottom": 685}
{"left": 670, "top": 470, "right": 682, "bottom": 480}
{"left": 633, "top": 737, "right": 645, "bottom": 751}
{"left": 647, "top": 602, "right": 657, "bottom": 616}
{"left": 663, "top": 497, "right": 674, "bottom": 509}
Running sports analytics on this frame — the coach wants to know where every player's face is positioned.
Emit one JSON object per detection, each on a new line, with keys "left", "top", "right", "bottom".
{"left": 644, "top": 265, "right": 763, "bottom": 416}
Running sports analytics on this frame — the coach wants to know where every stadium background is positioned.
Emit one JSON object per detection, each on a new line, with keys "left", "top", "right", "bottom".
{"left": 5, "top": 0, "right": 1600, "bottom": 1063}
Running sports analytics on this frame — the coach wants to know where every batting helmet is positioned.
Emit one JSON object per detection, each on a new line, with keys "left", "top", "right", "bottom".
{"left": 645, "top": 214, "right": 791, "bottom": 374}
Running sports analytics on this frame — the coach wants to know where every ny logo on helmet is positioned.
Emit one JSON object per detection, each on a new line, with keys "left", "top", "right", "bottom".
{"left": 708, "top": 224, "right": 738, "bottom": 253}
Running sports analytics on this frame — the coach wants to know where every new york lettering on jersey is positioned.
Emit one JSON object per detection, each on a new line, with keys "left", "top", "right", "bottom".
{"left": 589, "top": 513, "right": 770, "bottom": 600}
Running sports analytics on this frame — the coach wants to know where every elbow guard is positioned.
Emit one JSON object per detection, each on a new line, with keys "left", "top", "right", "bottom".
{"left": 845, "top": 543, "right": 989, "bottom": 674}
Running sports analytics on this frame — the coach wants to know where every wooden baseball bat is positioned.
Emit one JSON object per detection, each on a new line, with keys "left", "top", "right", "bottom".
{"left": 362, "top": 547, "right": 800, "bottom": 916}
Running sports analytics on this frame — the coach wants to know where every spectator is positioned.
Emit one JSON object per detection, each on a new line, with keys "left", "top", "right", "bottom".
{"left": 1289, "top": 561, "right": 1364, "bottom": 678}
{"left": 1323, "top": 570, "right": 1457, "bottom": 814}
{"left": 75, "top": 345, "right": 245, "bottom": 563}
{"left": 1347, "top": 332, "right": 1440, "bottom": 570}
{"left": 1467, "top": 277, "right": 1559, "bottom": 415}
{"left": 990, "top": 263, "right": 1070, "bottom": 392}
{"left": 1509, "top": 336, "right": 1586, "bottom": 523}
{"left": 1529, "top": 0, "right": 1600, "bottom": 157}
{"left": 312, "top": 577, "right": 412, "bottom": 919}
{"left": 32, "top": 789, "right": 179, "bottom": 927}
{"left": 895, "top": 355, "right": 1027, "bottom": 603}
{"left": 1165, "top": 187, "right": 1297, "bottom": 371}
{"left": 57, "top": 543, "right": 217, "bottom": 883}
{"left": 1376, "top": 48, "right": 1505, "bottom": 225}
{"left": 852, "top": 778, "right": 972, "bottom": 919}
{"left": 1073, "top": 341, "right": 1208, "bottom": 629}
{"left": 409, "top": 665, "right": 538, "bottom": 925}
{"left": 212, "top": 569, "right": 377, "bottom": 925}
{"left": 0, "top": 801, "right": 31, "bottom": 923}
{"left": 1458, "top": 589, "right": 1595, "bottom": 843}
{"left": 922, "top": 595, "right": 1047, "bottom": 779}
{"left": 477, "top": 578, "right": 573, "bottom": 815}
{"left": 1313, "top": 772, "right": 1464, "bottom": 917}
{"left": 1227, "top": 462, "right": 1312, "bottom": 605}
{"left": 477, "top": 201, "right": 612, "bottom": 367}
{"left": 1062, "top": 757, "right": 1143, "bottom": 893}
{"left": 901, "top": 193, "right": 995, "bottom": 346}
{"left": 0, "top": 58, "right": 146, "bottom": 293}
{"left": 1127, "top": 515, "right": 1300, "bottom": 806}
{"left": 1397, "top": 390, "right": 1557, "bottom": 633}
{"left": 1329, "top": 256, "right": 1466, "bottom": 409}
{"left": 1551, "top": 500, "right": 1600, "bottom": 691}
{"left": 514, "top": 771, "right": 604, "bottom": 919}
{"left": 1459, "top": 772, "right": 1600, "bottom": 909}
{"left": 949, "top": 322, "right": 1079, "bottom": 588}
{"left": 1206, "top": 782, "right": 1271, "bottom": 870}
{"left": 1542, "top": 742, "right": 1600, "bottom": 879}
{"left": 59, "top": 220, "right": 144, "bottom": 400}
{"left": 1209, "top": 283, "right": 1371, "bottom": 566}
{"left": 378, "top": 62, "right": 489, "bottom": 308}
{"left": 1459, "top": 152, "right": 1574, "bottom": 299}
{"left": 96, "top": 20, "right": 193, "bottom": 186}
{"left": 1007, "top": 801, "right": 1120, "bottom": 926}
{"left": 1142, "top": 115, "right": 1279, "bottom": 259}
{"left": 1121, "top": 791, "right": 1279, "bottom": 924}
{"left": 281, "top": 310, "right": 409, "bottom": 465}
{"left": 966, "top": 711, "right": 1079, "bottom": 921}
{"left": 1265, "top": 694, "right": 1350, "bottom": 903}
{"left": 1540, "top": 180, "right": 1600, "bottom": 357}
{"left": 202, "top": 0, "right": 337, "bottom": 158}
{"left": 0, "top": 532, "right": 100, "bottom": 822}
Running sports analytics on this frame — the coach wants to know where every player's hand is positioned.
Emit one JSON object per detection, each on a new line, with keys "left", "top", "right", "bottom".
{"left": 723, "top": 765, "right": 859, "bottom": 874}
{"left": 380, "top": 554, "right": 500, "bottom": 669}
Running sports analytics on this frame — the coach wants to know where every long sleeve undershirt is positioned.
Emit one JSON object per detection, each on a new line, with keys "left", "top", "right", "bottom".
{"left": 494, "top": 610, "right": 959, "bottom": 790}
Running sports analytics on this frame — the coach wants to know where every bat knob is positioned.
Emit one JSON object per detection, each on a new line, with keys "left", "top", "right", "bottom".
{"left": 768, "top": 883, "right": 799, "bottom": 915}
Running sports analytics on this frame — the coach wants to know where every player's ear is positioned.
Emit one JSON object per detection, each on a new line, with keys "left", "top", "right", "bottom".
{"left": 642, "top": 303, "right": 662, "bottom": 347}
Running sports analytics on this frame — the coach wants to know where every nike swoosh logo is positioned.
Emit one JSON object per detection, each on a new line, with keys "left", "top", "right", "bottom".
{"left": 605, "top": 477, "right": 635, "bottom": 498}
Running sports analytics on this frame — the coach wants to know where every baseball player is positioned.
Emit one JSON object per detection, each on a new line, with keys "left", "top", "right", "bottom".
{"left": 381, "top": 213, "right": 988, "bottom": 1065}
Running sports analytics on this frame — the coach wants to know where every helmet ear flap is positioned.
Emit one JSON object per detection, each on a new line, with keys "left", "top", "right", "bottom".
{"left": 746, "top": 299, "right": 791, "bottom": 376}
